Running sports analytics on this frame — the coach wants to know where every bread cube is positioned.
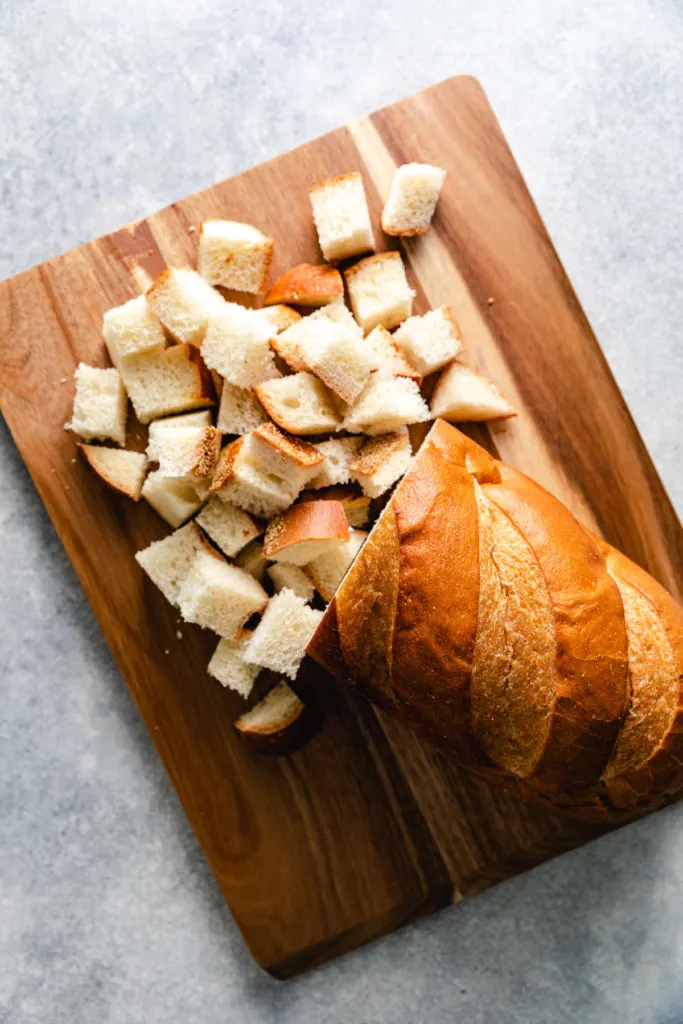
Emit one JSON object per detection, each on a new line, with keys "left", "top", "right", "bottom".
{"left": 135, "top": 522, "right": 211, "bottom": 606}
{"left": 235, "top": 538, "right": 268, "bottom": 582}
{"left": 254, "top": 373, "right": 342, "bottom": 436}
{"left": 119, "top": 343, "right": 215, "bottom": 424}
{"left": 305, "top": 528, "right": 367, "bottom": 602}
{"left": 350, "top": 431, "right": 413, "bottom": 498}
{"left": 148, "top": 410, "right": 213, "bottom": 442}
{"left": 146, "top": 268, "right": 226, "bottom": 346}
{"left": 266, "top": 563, "right": 316, "bottom": 603}
{"left": 264, "top": 263, "right": 343, "bottom": 308}
{"left": 430, "top": 361, "right": 516, "bottom": 422}
{"left": 381, "top": 163, "right": 446, "bottom": 237}
{"left": 365, "top": 326, "right": 421, "bottom": 382}
{"left": 309, "top": 296, "right": 362, "bottom": 337}
{"left": 210, "top": 427, "right": 318, "bottom": 519}
{"left": 343, "top": 377, "right": 430, "bottom": 435}
{"left": 393, "top": 306, "right": 463, "bottom": 376}
{"left": 78, "top": 444, "right": 148, "bottom": 500}
{"left": 103, "top": 295, "right": 166, "bottom": 365}
{"left": 207, "top": 634, "right": 261, "bottom": 698}
{"left": 201, "top": 302, "right": 279, "bottom": 388}
{"left": 310, "top": 172, "right": 375, "bottom": 262}
{"left": 243, "top": 590, "right": 323, "bottom": 679}
{"left": 69, "top": 363, "right": 128, "bottom": 445}
{"left": 345, "top": 252, "right": 415, "bottom": 334}
{"left": 178, "top": 547, "right": 268, "bottom": 638}
{"left": 196, "top": 495, "right": 262, "bottom": 558}
{"left": 142, "top": 470, "right": 207, "bottom": 527}
{"left": 258, "top": 304, "right": 302, "bottom": 334}
{"left": 308, "top": 436, "right": 363, "bottom": 489}
{"left": 146, "top": 424, "right": 221, "bottom": 480}
{"left": 198, "top": 220, "right": 273, "bottom": 294}
{"left": 216, "top": 381, "right": 269, "bottom": 435}
{"left": 297, "top": 316, "right": 377, "bottom": 404}
{"left": 263, "top": 500, "right": 349, "bottom": 566}
{"left": 233, "top": 681, "right": 315, "bottom": 752}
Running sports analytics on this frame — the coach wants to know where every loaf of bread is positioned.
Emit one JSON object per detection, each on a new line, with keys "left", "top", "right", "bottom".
{"left": 307, "top": 420, "right": 683, "bottom": 820}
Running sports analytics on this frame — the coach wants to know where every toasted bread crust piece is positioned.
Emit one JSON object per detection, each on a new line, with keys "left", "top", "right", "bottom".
{"left": 263, "top": 500, "right": 350, "bottom": 561}
{"left": 264, "top": 263, "right": 344, "bottom": 308}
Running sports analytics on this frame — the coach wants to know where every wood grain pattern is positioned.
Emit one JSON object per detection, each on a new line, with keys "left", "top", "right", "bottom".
{"left": 0, "top": 75, "right": 680, "bottom": 978}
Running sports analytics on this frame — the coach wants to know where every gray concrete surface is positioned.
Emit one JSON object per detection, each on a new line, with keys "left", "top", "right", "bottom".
{"left": 1, "top": 1, "right": 683, "bottom": 1022}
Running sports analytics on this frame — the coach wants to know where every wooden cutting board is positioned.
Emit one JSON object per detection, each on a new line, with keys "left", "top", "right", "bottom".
{"left": 1, "top": 75, "right": 681, "bottom": 980}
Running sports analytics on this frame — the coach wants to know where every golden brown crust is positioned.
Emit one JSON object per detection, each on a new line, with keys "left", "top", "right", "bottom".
{"left": 252, "top": 423, "right": 324, "bottom": 469}
{"left": 309, "top": 420, "right": 683, "bottom": 819}
{"left": 484, "top": 464, "right": 629, "bottom": 793}
{"left": 259, "top": 304, "right": 302, "bottom": 333}
{"left": 186, "top": 344, "right": 218, "bottom": 404}
{"left": 309, "top": 171, "right": 362, "bottom": 196}
{"left": 233, "top": 685, "right": 321, "bottom": 755}
{"left": 210, "top": 437, "right": 243, "bottom": 491}
{"left": 263, "top": 501, "right": 349, "bottom": 559}
{"left": 349, "top": 433, "right": 407, "bottom": 476}
{"left": 192, "top": 426, "right": 221, "bottom": 478}
{"left": 264, "top": 263, "right": 344, "bottom": 308}
{"left": 343, "top": 250, "right": 401, "bottom": 284}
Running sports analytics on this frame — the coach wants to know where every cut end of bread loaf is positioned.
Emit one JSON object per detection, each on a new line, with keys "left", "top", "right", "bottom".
{"left": 264, "top": 263, "right": 343, "bottom": 307}
{"left": 78, "top": 444, "right": 148, "bottom": 500}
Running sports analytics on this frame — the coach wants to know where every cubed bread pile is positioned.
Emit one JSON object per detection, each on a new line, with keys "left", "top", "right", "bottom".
{"left": 67, "top": 162, "right": 516, "bottom": 752}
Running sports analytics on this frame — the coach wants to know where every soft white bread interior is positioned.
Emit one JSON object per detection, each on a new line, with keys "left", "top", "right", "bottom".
{"left": 147, "top": 425, "right": 221, "bottom": 479}
{"left": 196, "top": 495, "right": 262, "bottom": 557}
{"left": 393, "top": 306, "right": 463, "bottom": 376}
{"left": 177, "top": 547, "right": 268, "bottom": 639}
{"left": 350, "top": 431, "right": 413, "bottom": 498}
{"left": 148, "top": 410, "right": 213, "bottom": 443}
{"left": 211, "top": 437, "right": 299, "bottom": 519}
{"left": 78, "top": 444, "right": 148, "bottom": 500}
{"left": 305, "top": 528, "right": 367, "bottom": 602}
{"left": 103, "top": 295, "right": 166, "bottom": 364}
{"left": 248, "top": 423, "right": 324, "bottom": 487}
{"left": 201, "top": 302, "right": 279, "bottom": 388}
{"left": 142, "top": 469, "right": 207, "bottom": 527}
{"left": 216, "top": 381, "right": 269, "bottom": 435}
{"left": 258, "top": 304, "right": 302, "bottom": 334}
{"left": 207, "top": 633, "right": 260, "bottom": 699}
{"left": 310, "top": 172, "right": 375, "bottom": 262}
{"left": 308, "top": 436, "right": 363, "bottom": 489}
{"left": 234, "top": 538, "right": 268, "bottom": 581}
{"left": 309, "top": 297, "right": 362, "bottom": 337}
{"left": 342, "top": 376, "right": 430, "bottom": 435}
{"left": 198, "top": 220, "right": 273, "bottom": 294}
{"left": 68, "top": 363, "right": 128, "bottom": 445}
{"left": 135, "top": 522, "right": 211, "bottom": 606}
{"left": 430, "top": 361, "right": 517, "bottom": 421}
{"left": 365, "top": 326, "right": 422, "bottom": 381}
{"left": 267, "top": 563, "right": 315, "bottom": 602}
{"left": 243, "top": 590, "right": 323, "bottom": 679}
{"left": 381, "top": 163, "right": 446, "bottom": 237}
{"left": 254, "top": 373, "right": 342, "bottom": 436}
{"left": 263, "top": 500, "right": 350, "bottom": 565}
{"left": 345, "top": 252, "right": 415, "bottom": 333}
{"left": 118, "top": 343, "right": 215, "bottom": 424}
{"left": 146, "top": 267, "right": 225, "bottom": 346}
{"left": 264, "top": 263, "right": 343, "bottom": 307}
{"left": 296, "top": 316, "right": 377, "bottom": 404}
